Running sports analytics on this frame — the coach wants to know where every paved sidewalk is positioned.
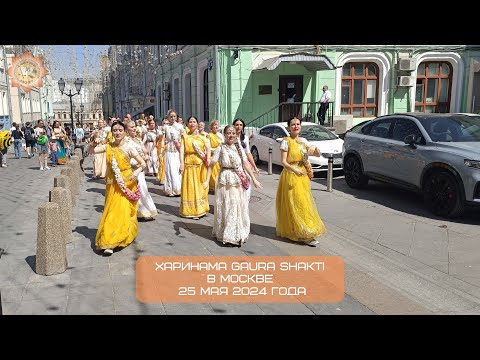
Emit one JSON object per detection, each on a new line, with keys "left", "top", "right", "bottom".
{"left": 0, "top": 151, "right": 372, "bottom": 315}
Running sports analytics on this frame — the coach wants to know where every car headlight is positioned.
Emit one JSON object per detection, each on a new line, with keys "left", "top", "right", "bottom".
{"left": 464, "top": 159, "right": 480, "bottom": 170}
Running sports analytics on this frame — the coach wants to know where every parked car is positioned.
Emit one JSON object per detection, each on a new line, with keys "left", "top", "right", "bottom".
{"left": 250, "top": 122, "right": 344, "bottom": 175}
{"left": 342, "top": 113, "right": 480, "bottom": 218}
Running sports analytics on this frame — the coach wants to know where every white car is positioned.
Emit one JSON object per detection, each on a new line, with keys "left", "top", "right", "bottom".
{"left": 249, "top": 122, "right": 344, "bottom": 174}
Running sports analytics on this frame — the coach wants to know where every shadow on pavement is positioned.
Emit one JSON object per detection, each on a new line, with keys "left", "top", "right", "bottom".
{"left": 312, "top": 176, "right": 480, "bottom": 225}
{"left": 25, "top": 255, "right": 35, "bottom": 272}
{"left": 86, "top": 187, "right": 106, "bottom": 196}
{"left": 173, "top": 221, "right": 216, "bottom": 242}
{"left": 73, "top": 225, "right": 98, "bottom": 252}
{"left": 93, "top": 205, "right": 105, "bottom": 213}
{"left": 155, "top": 203, "right": 178, "bottom": 217}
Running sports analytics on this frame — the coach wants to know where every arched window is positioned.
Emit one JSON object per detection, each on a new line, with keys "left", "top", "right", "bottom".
{"left": 203, "top": 69, "right": 209, "bottom": 122}
{"left": 341, "top": 62, "right": 379, "bottom": 117}
{"left": 415, "top": 62, "right": 452, "bottom": 113}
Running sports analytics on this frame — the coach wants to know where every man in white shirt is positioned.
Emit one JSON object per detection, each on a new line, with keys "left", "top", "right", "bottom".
{"left": 317, "top": 85, "right": 331, "bottom": 125}
{"left": 75, "top": 123, "right": 85, "bottom": 143}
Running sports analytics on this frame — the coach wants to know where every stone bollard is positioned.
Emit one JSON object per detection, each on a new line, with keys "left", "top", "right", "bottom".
{"left": 66, "top": 163, "right": 81, "bottom": 196}
{"left": 71, "top": 155, "right": 84, "bottom": 174}
{"left": 70, "top": 155, "right": 82, "bottom": 170}
{"left": 54, "top": 175, "right": 75, "bottom": 206}
{"left": 49, "top": 187, "right": 72, "bottom": 244}
{"left": 66, "top": 161, "right": 80, "bottom": 182}
{"left": 61, "top": 167, "right": 79, "bottom": 196}
{"left": 36, "top": 202, "right": 67, "bottom": 275}
{"left": 69, "top": 157, "right": 84, "bottom": 181}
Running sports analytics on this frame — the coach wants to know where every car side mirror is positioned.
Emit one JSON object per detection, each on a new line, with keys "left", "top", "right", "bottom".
{"left": 275, "top": 137, "right": 283, "bottom": 143}
{"left": 404, "top": 134, "right": 417, "bottom": 148}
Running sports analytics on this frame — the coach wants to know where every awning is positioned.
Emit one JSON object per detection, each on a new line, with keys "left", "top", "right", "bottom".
{"left": 253, "top": 52, "right": 335, "bottom": 72}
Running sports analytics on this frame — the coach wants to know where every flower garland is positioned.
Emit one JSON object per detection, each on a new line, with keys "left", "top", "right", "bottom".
{"left": 231, "top": 143, "right": 250, "bottom": 190}
{"left": 192, "top": 137, "right": 209, "bottom": 166}
{"left": 111, "top": 149, "right": 141, "bottom": 201}
{"left": 295, "top": 138, "right": 314, "bottom": 180}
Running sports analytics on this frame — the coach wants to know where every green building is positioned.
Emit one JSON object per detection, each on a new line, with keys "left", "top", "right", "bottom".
{"left": 155, "top": 45, "right": 480, "bottom": 128}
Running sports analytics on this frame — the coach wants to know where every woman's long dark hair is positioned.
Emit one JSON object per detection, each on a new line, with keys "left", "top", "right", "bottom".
{"left": 232, "top": 118, "right": 246, "bottom": 148}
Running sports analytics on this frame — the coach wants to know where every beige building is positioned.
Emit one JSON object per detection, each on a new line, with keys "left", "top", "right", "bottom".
{"left": 53, "top": 76, "right": 104, "bottom": 129}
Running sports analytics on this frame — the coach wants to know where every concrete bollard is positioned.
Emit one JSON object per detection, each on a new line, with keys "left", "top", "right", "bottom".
{"left": 327, "top": 155, "right": 334, "bottom": 192}
{"left": 67, "top": 155, "right": 83, "bottom": 175}
{"left": 67, "top": 159, "right": 82, "bottom": 188}
{"left": 70, "top": 155, "right": 84, "bottom": 174}
{"left": 66, "top": 163, "right": 80, "bottom": 192}
{"left": 268, "top": 146, "right": 273, "bottom": 175}
{"left": 61, "top": 167, "right": 79, "bottom": 196}
{"left": 36, "top": 202, "right": 67, "bottom": 276}
{"left": 49, "top": 187, "right": 72, "bottom": 244}
{"left": 67, "top": 156, "right": 85, "bottom": 184}
{"left": 54, "top": 175, "right": 75, "bottom": 206}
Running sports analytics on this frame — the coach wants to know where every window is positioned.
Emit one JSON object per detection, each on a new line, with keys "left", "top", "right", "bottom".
{"left": 173, "top": 77, "right": 180, "bottom": 112}
{"left": 415, "top": 62, "right": 452, "bottom": 113}
{"left": 341, "top": 62, "right": 379, "bottom": 117}
{"left": 273, "top": 127, "right": 287, "bottom": 140}
{"left": 259, "top": 127, "right": 274, "bottom": 138}
{"left": 363, "top": 119, "right": 394, "bottom": 138}
{"left": 392, "top": 118, "right": 424, "bottom": 144}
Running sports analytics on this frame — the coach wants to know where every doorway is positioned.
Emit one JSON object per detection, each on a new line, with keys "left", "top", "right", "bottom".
{"left": 279, "top": 75, "right": 303, "bottom": 122}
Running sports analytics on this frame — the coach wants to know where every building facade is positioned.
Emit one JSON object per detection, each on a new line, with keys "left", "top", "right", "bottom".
{"left": 53, "top": 77, "right": 104, "bottom": 129}
{"left": 103, "top": 45, "right": 480, "bottom": 129}
{"left": 103, "top": 45, "right": 156, "bottom": 120}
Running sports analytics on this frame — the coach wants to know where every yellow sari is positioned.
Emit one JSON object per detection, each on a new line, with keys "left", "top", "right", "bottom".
{"left": 96, "top": 143, "right": 139, "bottom": 250}
{"left": 275, "top": 136, "right": 326, "bottom": 242}
{"left": 207, "top": 132, "right": 223, "bottom": 193}
{"left": 156, "top": 134, "right": 166, "bottom": 185}
{"left": 179, "top": 134, "right": 209, "bottom": 218}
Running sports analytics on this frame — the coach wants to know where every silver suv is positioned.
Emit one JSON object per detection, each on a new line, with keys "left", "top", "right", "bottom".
{"left": 343, "top": 113, "right": 480, "bottom": 218}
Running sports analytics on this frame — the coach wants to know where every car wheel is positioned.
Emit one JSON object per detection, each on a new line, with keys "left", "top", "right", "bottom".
{"left": 344, "top": 155, "right": 369, "bottom": 189}
{"left": 251, "top": 146, "right": 260, "bottom": 165}
{"left": 423, "top": 170, "right": 464, "bottom": 218}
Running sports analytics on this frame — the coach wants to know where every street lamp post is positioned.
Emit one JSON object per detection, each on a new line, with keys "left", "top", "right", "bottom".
{"left": 58, "top": 77, "right": 83, "bottom": 147}
{"left": 80, "top": 104, "right": 84, "bottom": 127}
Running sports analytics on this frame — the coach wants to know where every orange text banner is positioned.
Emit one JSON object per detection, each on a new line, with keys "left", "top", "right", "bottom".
{"left": 136, "top": 256, "right": 344, "bottom": 303}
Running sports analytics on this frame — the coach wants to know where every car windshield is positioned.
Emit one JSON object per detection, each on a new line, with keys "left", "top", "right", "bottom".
{"left": 294, "top": 125, "right": 338, "bottom": 141}
{"left": 418, "top": 115, "right": 480, "bottom": 142}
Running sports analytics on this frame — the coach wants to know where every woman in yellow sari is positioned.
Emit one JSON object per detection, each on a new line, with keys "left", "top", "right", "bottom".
{"left": 88, "top": 120, "right": 147, "bottom": 255}
{"left": 276, "top": 117, "right": 326, "bottom": 246}
{"left": 156, "top": 118, "right": 168, "bottom": 185}
{"left": 179, "top": 116, "right": 210, "bottom": 219}
{"left": 206, "top": 119, "right": 224, "bottom": 193}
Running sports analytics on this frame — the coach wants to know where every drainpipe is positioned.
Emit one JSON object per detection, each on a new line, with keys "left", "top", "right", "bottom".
{"left": 4, "top": 49, "right": 13, "bottom": 126}
{"left": 214, "top": 45, "right": 221, "bottom": 123}
{"left": 390, "top": 50, "right": 397, "bottom": 114}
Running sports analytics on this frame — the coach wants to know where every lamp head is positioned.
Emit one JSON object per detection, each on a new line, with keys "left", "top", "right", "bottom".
{"left": 58, "top": 78, "right": 65, "bottom": 94}
{"left": 74, "top": 78, "right": 83, "bottom": 93}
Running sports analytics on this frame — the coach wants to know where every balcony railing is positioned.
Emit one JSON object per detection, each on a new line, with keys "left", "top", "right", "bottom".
{"left": 244, "top": 101, "right": 334, "bottom": 136}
